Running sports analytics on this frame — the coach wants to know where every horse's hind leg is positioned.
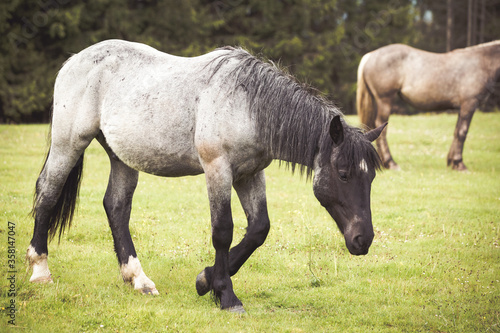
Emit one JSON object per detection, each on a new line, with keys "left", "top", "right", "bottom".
{"left": 196, "top": 171, "right": 270, "bottom": 295}
{"left": 447, "top": 100, "right": 477, "bottom": 171}
{"left": 375, "top": 97, "right": 399, "bottom": 170}
{"left": 27, "top": 146, "right": 89, "bottom": 283}
{"left": 99, "top": 136, "right": 158, "bottom": 295}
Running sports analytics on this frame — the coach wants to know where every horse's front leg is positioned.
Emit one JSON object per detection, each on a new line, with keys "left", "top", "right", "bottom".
{"left": 447, "top": 100, "right": 477, "bottom": 171}
{"left": 196, "top": 158, "right": 244, "bottom": 312}
{"left": 229, "top": 171, "right": 270, "bottom": 275}
{"left": 196, "top": 171, "right": 270, "bottom": 297}
{"left": 102, "top": 147, "right": 158, "bottom": 295}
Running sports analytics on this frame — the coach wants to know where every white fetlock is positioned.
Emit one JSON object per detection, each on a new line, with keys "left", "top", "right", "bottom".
{"left": 120, "top": 256, "right": 159, "bottom": 295}
{"left": 26, "top": 245, "right": 53, "bottom": 283}
{"left": 227, "top": 305, "right": 246, "bottom": 314}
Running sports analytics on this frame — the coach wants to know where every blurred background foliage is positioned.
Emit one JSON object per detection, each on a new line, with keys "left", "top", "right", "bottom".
{"left": 1, "top": 0, "right": 499, "bottom": 123}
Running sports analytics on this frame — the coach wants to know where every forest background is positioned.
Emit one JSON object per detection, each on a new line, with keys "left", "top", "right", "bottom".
{"left": 1, "top": 0, "right": 499, "bottom": 123}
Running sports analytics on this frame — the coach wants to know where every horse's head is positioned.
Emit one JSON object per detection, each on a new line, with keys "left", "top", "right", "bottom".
{"left": 313, "top": 116, "right": 386, "bottom": 255}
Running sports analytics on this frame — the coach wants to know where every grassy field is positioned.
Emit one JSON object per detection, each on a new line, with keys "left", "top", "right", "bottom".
{"left": 1, "top": 112, "right": 499, "bottom": 332}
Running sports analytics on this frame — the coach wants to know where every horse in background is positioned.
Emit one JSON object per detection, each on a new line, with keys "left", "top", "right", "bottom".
{"left": 357, "top": 41, "right": 500, "bottom": 171}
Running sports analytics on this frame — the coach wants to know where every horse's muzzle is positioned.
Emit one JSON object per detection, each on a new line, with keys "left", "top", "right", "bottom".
{"left": 345, "top": 230, "right": 374, "bottom": 255}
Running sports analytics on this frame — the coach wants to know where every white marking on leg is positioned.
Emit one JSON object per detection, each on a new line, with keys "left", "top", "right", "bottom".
{"left": 359, "top": 159, "right": 368, "bottom": 173}
{"left": 120, "top": 256, "right": 159, "bottom": 295}
{"left": 26, "top": 245, "right": 53, "bottom": 283}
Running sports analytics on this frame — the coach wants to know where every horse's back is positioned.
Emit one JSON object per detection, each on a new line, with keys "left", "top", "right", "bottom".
{"left": 362, "top": 44, "right": 468, "bottom": 109}
{"left": 53, "top": 40, "right": 218, "bottom": 125}
{"left": 52, "top": 41, "right": 266, "bottom": 178}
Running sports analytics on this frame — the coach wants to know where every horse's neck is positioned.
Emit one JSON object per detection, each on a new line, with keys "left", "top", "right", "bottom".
{"left": 268, "top": 121, "right": 322, "bottom": 170}
{"left": 265, "top": 106, "right": 332, "bottom": 175}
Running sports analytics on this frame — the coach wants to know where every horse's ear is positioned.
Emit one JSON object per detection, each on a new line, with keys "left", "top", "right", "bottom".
{"left": 329, "top": 115, "right": 344, "bottom": 146}
{"left": 364, "top": 123, "right": 388, "bottom": 142}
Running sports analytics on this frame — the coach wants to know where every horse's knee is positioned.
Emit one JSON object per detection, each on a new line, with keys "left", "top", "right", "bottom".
{"left": 247, "top": 217, "right": 270, "bottom": 248}
{"left": 212, "top": 224, "right": 233, "bottom": 251}
{"left": 211, "top": 209, "right": 234, "bottom": 250}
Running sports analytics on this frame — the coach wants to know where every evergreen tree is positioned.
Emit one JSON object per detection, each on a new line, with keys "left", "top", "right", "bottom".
{"left": 1, "top": 0, "right": 498, "bottom": 122}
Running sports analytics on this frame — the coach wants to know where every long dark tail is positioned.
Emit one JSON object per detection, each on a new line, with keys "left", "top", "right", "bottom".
{"left": 32, "top": 150, "right": 85, "bottom": 242}
{"left": 356, "top": 53, "right": 376, "bottom": 129}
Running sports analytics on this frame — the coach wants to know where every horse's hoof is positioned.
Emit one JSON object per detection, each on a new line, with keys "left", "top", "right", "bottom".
{"left": 141, "top": 287, "right": 159, "bottom": 295}
{"left": 196, "top": 269, "right": 211, "bottom": 296}
{"left": 386, "top": 160, "right": 400, "bottom": 171}
{"left": 448, "top": 158, "right": 468, "bottom": 172}
{"left": 30, "top": 275, "right": 53, "bottom": 284}
{"left": 452, "top": 162, "right": 468, "bottom": 172}
{"left": 226, "top": 305, "right": 246, "bottom": 314}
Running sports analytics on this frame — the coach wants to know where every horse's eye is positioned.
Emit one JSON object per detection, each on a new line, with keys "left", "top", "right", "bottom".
{"left": 338, "top": 170, "right": 348, "bottom": 182}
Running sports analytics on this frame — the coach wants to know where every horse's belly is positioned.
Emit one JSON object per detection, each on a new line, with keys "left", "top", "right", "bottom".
{"left": 102, "top": 124, "right": 204, "bottom": 177}
{"left": 400, "top": 84, "right": 459, "bottom": 110}
{"left": 116, "top": 143, "right": 203, "bottom": 177}
{"left": 132, "top": 155, "right": 203, "bottom": 177}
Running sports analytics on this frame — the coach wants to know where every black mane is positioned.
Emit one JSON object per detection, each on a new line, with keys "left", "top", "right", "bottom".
{"left": 211, "top": 47, "right": 381, "bottom": 177}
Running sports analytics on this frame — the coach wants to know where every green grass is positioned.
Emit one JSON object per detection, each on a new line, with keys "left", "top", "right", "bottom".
{"left": 1, "top": 112, "right": 499, "bottom": 332}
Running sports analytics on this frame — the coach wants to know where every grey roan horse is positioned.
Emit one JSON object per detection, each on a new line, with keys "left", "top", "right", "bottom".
{"left": 357, "top": 41, "right": 500, "bottom": 171}
{"left": 28, "top": 40, "right": 386, "bottom": 312}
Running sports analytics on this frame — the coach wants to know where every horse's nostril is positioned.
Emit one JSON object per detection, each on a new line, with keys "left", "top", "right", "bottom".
{"left": 353, "top": 234, "right": 363, "bottom": 247}
{"left": 348, "top": 234, "right": 371, "bottom": 255}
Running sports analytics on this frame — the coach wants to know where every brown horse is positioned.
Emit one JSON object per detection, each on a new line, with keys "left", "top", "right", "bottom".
{"left": 357, "top": 41, "right": 500, "bottom": 171}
